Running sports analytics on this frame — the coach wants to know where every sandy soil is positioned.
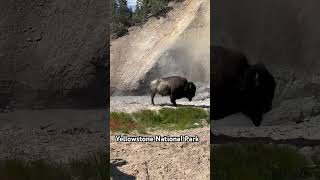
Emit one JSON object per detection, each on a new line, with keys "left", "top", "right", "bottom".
{"left": 111, "top": 127, "right": 210, "bottom": 180}
{"left": 0, "top": 109, "right": 108, "bottom": 162}
{"left": 0, "top": 109, "right": 107, "bottom": 129}
{"left": 0, "top": 128, "right": 107, "bottom": 162}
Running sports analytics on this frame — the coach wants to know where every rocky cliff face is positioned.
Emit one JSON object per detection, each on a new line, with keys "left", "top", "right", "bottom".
{"left": 110, "top": 0, "right": 210, "bottom": 95}
{"left": 0, "top": 0, "right": 109, "bottom": 109}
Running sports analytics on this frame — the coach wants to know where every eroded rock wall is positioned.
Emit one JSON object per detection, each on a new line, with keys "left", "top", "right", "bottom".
{"left": 0, "top": 0, "right": 109, "bottom": 108}
{"left": 111, "top": 0, "right": 210, "bottom": 95}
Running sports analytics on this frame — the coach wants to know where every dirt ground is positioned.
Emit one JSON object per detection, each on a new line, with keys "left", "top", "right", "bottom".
{"left": 111, "top": 127, "right": 210, "bottom": 180}
{"left": 212, "top": 113, "right": 320, "bottom": 140}
{"left": 110, "top": 94, "right": 210, "bottom": 113}
{"left": 0, "top": 109, "right": 108, "bottom": 162}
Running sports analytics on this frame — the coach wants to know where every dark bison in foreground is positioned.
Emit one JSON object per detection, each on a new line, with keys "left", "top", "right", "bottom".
{"left": 212, "top": 46, "right": 276, "bottom": 126}
{"left": 150, "top": 76, "right": 196, "bottom": 106}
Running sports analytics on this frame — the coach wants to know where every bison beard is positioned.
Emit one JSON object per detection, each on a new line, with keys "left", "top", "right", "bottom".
{"left": 212, "top": 46, "right": 276, "bottom": 127}
{"left": 150, "top": 76, "right": 196, "bottom": 106}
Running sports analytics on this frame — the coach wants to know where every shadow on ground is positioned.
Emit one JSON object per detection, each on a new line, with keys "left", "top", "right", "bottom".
{"left": 111, "top": 159, "right": 136, "bottom": 180}
{"left": 157, "top": 103, "right": 210, "bottom": 109}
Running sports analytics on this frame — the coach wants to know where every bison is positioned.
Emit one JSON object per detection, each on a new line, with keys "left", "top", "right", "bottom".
{"left": 212, "top": 46, "right": 276, "bottom": 126}
{"left": 150, "top": 76, "right": 196, "bottom": 106}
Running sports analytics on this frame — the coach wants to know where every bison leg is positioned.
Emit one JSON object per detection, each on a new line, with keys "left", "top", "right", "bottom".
{"left": 251, "top": 116, "right": 262, "bottom": 127}
{"left": 170, "top": 94, "right": 177, "bottom": 106}
{"left": 151, "top": 91, "right": 156, "bottom": 105}
{"left": 245, "top": 112, "right": 262, "bottom": 127}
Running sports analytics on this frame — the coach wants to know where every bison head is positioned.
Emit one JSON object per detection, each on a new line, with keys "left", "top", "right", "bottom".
{"left": 241, "top": 63, "right": 276, "bottom": 126}
{"left": 184, "top": 82, "right": 196, "bottom": 101}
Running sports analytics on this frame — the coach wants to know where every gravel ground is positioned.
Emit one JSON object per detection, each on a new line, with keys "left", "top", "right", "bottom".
{"left": 0, "top": 109, "right": 108, "bottom": 162}
{"left": 212, "top": 115, "right": 320, "bottom": 140}
{"left": 111, "top": 127, "right": 210, "bottom": 180}
{"left": 0, "top": 128, "right": 107, "bottom": 162}
{"left": 212, "top": 96, "right": 320, "bottom": 140}
{"left": 0, "top": 109, "right": 107, "bottom": 129}
{"left": 110, "top": 93, "right": 210, "bottom": 113}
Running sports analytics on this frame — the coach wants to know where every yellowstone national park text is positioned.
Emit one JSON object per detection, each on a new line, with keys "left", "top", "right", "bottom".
{"left": 115, "top": 135, "right": 200, "bottom": 142}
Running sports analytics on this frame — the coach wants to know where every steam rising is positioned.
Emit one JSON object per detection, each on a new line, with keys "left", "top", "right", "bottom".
{"left": 156, "top": 36, "right": 210, "bottom": 83}
{"left": 147, "top": 0, "right": 210, "bottom": 84}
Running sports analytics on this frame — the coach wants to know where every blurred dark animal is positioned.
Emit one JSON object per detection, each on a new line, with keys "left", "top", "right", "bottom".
{"left": 212, "top": 46, "right": 276, "bottom": 126}
{"left": 150, "top": 76, "right": 196, "bottom": 106}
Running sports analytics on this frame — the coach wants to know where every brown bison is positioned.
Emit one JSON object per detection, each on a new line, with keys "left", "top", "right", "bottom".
{"left": 212, "top": 46, "right": 276, "bottom": 126}
{"left": 150, "top": 76, "right": 196, "bottom": 106}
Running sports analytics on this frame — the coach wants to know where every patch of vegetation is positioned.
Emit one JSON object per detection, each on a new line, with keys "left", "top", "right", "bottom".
{"left": 310, "top": 152, "right": 320, "bottom": 179}
{"left": 110, "top": 107, "right": 209, "bottom": 133}
{"left": 132, "top": 110, "right": 162, "bottom": 132}
{"left": 212, "top": 144, "right": 320, "bottom": 180}
{"left": 0, "top": 151, "right": 109, "bottom": 180}
{"left": 157, "top": 107, "right": 209, "bottom": 130}
{"left": 110, "top": 112, "right": 138, "bottom": 133}
{"left": 111, "top": 0, "right": 180, "bottom": 38}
